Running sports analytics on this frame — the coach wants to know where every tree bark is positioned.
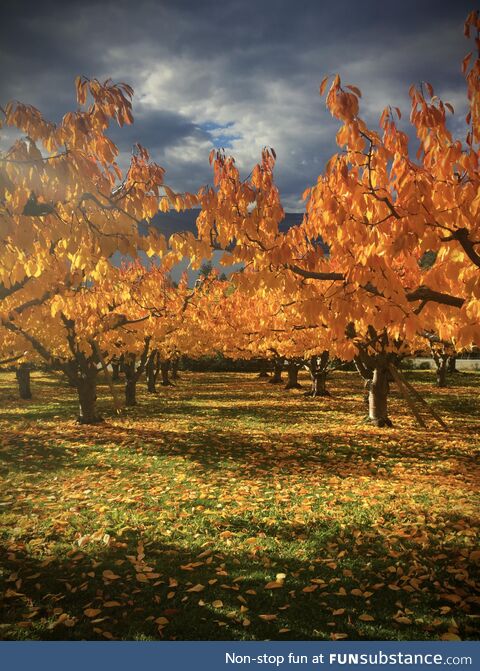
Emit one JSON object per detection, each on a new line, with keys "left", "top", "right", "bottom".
{"left": 257, "top": 359, "right": 270, "bottom": 378}
{"left": 171, "top": 357, "right": 180, "bottom": 380}
{"left": 111, "top": 361, "right": 120, "bottom": 381}
{"left": 436, "top": 361, "right": 447, "bottom": 387}
{"left": 161, "top": 360, "right": 173, "bottom": 386}
{"left": 77, "top": 368, "right": 102, "bottom": 424}
{"left": 304, "top": 352, "right": 330, "bottom": 397}
{"left": 432, "top": 352, "right": 448, "bottom": 387}
{"left": 368, "top": 366, "right": 392, "bottom": 427}
{"left": 309, "top": 371, "right": 329, "bottom": 396}
{"left": 447, "top": 355, "right": 458, "bottom": 375}
{"left": 284, "top": 361, "right": 301, "bottom": 389}
{"left": 146, "top": 351, "right": 159, "bottom": 393}
{"left": 16, "top": 363, "right": 32, "bottom": 399}
{"left": 122, "top": 340, "right": 151, "bottom": 405}
{"left": 123, "top": 356, "right": 137, "bottom": 406}
{"left": 268, "top": 358, "right": 284, "bottom": 384}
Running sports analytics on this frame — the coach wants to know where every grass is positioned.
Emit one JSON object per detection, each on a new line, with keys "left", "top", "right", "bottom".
{"left": 0, "top": 369, "right": 479, "bottom": 641}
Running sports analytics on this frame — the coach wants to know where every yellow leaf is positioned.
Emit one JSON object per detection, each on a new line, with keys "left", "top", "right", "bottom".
{"left": 332, "top": 608, "right": 345, "bottom": 616}
{"left": 265, "top": 581, "right": 284, "bottom": 589}
{"left": 441, "top": 633, "right": 461, "bottom": 641}
{"left": 259, "top": 614, "right": 277, "bottom": 621}
{"left": 186, "top": 583, "right": 205, "bottom": 593}
{"left": 212, "top": 600, "right": 223, "bottom": 608}
{"left": 359, "top": 614, "right": 375, "bottom": 622}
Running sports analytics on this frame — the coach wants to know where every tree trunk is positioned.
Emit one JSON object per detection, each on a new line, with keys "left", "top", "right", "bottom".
{"left": 77, "top": 370, "right": 102, "bottom": 424}
{"left": 436, "top": 360, "right": 448, "bottom": 387}
{"left": 16, "top": 363, "right": 32, "bottom": 399}
{"left": 304, "top": 353, "right": 330, "bottom": 397}
{"left": 310, "top": 371, "right": 329, "bottom": 397}
{"left": 161, "top": 361, "right": 173, "bottom": 386}
{"left": 111, "top": 362, "right": 120, "bottom": 381}
{"left": 258, "top": 359, "right": 270, "bottom": 378}
{"left": 146, "top": 352, "right": 158, "bottom": 393}
{"left": 269, "top": 359, "right": 283, "bottom": 384}
{"left": 171, "top": 358, "right": 180, "bottom": 380}
{"left": 123, "top": 357, "right": 137, "bottom": 406}
{"left": 447, "top": 356, "right": 458, "bottom": 374}
{"left": 432, "top": 352, "right": 448, "bottom": 387}
{"left": 284, "top": 362, "right": 301, "bottom": 389}
{"left": 368, "top": 366, "right": 392, "bottom": 427}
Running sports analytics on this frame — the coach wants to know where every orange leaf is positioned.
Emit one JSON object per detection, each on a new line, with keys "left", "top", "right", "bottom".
{"left": 102, "top": 570, "right": 120, "bottom": 580}
{"left": 84, "top": 608, "right": 101, "bottom": 618}
{"left": 319, "top": 76, "right": 330, "bottom": 96}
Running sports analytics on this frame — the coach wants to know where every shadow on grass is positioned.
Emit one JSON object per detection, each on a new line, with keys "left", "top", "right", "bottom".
{"left": 1, "top": 416, "right": 477, "bottom": 481}
{"left": 1, "top": 515, "right": 478, "bottom": 641}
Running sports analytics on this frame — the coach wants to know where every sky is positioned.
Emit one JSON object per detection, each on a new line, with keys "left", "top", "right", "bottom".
{"left": 0, "top": 0, "right": 475, "bottom": 211}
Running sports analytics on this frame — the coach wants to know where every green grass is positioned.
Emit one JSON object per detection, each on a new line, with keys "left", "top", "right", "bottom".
{"left": 0, "top": 369, "right": 479, "bottom": 640}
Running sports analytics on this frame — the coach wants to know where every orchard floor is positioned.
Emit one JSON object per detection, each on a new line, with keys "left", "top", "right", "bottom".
{"left": 0, "top": 369, "right": 479, "bottom": 641}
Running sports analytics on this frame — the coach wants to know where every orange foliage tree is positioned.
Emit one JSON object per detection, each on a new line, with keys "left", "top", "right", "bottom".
{"left": 188, "top": 12, "right": 480, "bottom": 425}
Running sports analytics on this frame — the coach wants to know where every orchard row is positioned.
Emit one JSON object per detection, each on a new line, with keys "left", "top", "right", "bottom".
{"left": 1, "top": 13, "right": 480, "bottom": 427}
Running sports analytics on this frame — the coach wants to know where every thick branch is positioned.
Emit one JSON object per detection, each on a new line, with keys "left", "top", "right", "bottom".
{"left": 447, "top": 228, "right": 480, "bottom": 269}
{"left": 0, "top": 277, "right": 31, "bottom": 301}
{"left": 287, "top": 264, "right": 465, "bottom": 309}
{"left": 1, "top": 319, "right": 61, "bottom": 367}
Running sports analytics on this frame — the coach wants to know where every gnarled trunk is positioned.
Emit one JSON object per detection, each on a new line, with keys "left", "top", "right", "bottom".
{"left": 111, "top": 362, "right": 120, "bottom": 381}
{"left": 269, "top": 358, "right": 284, "bottom": 384}
{"left": 77, "top": 369, "right": 102, "bottom": 424}
{"left": 436, "top": 361, "right": 447, "bottom": 387}
{"left": 284, "top": 362, "right": 301, "bottom": 389}
{"left": 257, "top": 359, "right": 270, "bottom": 378}
{"left": 171, "top": 358, "right": 180, "bottom": 380}
{"left": 146, "top": 351, "right": 159, "bottom": 393}
{"left": 304, "top": 352, "right": 330, "bottom": 397}
{"left": 309, "top": 371, "right": 329, "bottom": 397}
{"left": 16, "top": 363, "right": 32, "bottom": 399}
{"left": 161, "top": 360, "right": 173, "bottom": 386}
{"left": 447, "top": 356, "right": 458, "bottom": 375}
{"left": 123, "top": 357, "right": 137, "bottom": 406}
{"left": 432, "top": 352, "right": 448, "bottom": 387}
{"left": 368, "top": 366, "right": 392, "bottom": 427}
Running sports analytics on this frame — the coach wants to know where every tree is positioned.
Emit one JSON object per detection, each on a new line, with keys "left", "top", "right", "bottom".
{"left": 187, "top": 12, "right": 480, "bottom": 425}
{"left": 0, "top": 77, "right": 198, "bottom": 420}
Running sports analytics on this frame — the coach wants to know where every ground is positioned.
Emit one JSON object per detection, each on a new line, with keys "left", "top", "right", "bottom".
{"left": 0, "top": 369, "right": 479, "bottom": 641}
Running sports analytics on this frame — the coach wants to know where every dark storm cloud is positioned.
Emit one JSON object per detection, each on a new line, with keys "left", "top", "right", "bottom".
{"left": 1, "top": 0, "right": 475, "bottom": 209}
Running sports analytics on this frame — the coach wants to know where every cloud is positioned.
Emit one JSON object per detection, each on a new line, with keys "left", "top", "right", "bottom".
{"left": 0, "top": 0, "right": 474, "bottom": 210}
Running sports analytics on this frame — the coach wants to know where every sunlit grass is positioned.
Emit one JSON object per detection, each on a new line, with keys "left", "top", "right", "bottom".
{"left": 0, "top": 369, "right": 479, "bottom": 640}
